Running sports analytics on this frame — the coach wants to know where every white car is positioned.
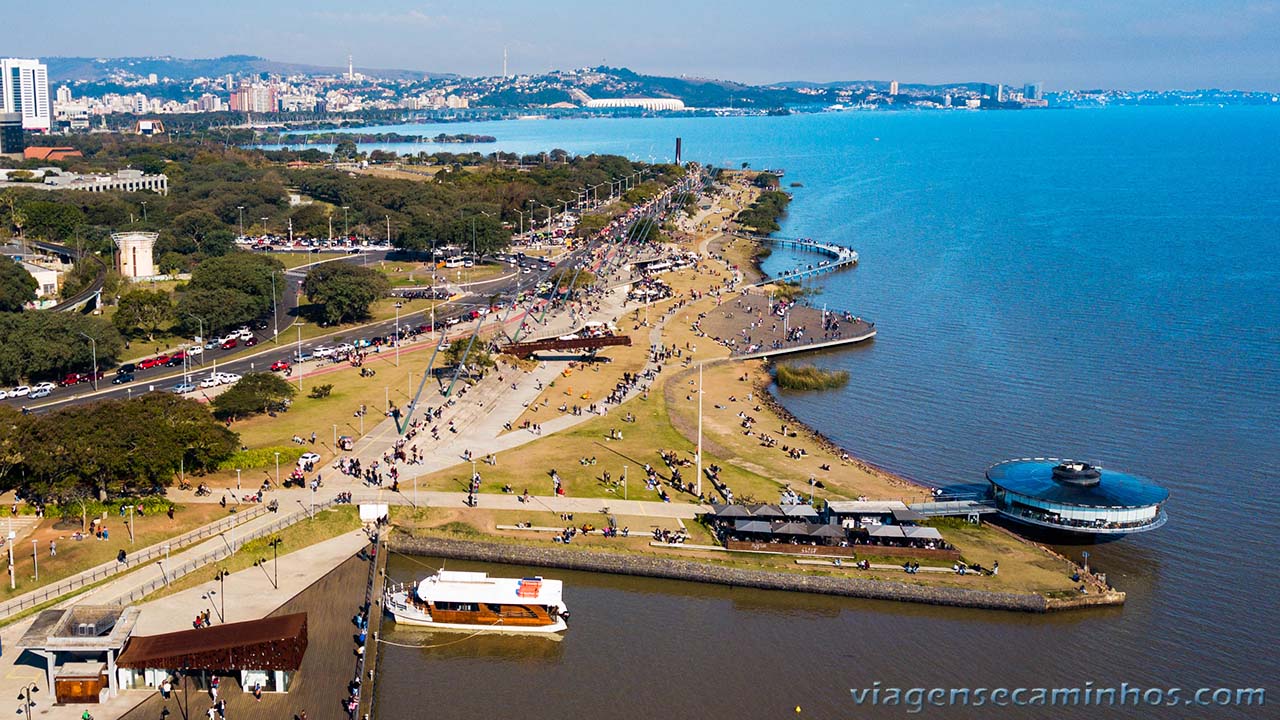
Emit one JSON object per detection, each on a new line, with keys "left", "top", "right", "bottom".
{"left": 187, "top": 345, "right": 204, "bottom": 357}
{"left": 32, "top": 382, "right": 56, "bottom": 393}
{"left": 198, "top": 376, "right": 222, "bottom": 389}
{"left": 0, "top": 389, "right": 8, "bottom": 400}
{"left": 214, "top": 372, "right": 242, "bottom": 384}
{"left": 237, "top": 328, "right": 255, "bottom": 340}
{"left": 335, "top": 342, "right": 355, "bottom": 356}
{"left": 312, "top": 346, "right": 336, "bottom": 358}
{"left": 297, "top": 452, "right": 321, "bottom": 467}
{"left": 10, "top": 386, "right": 30, "bottom": 397}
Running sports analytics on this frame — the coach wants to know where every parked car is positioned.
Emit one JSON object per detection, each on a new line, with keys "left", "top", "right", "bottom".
{"left": 33, "top": 381, "right": 57, "bottom": 393}
{"left": 117, "top": 363, "right": 137, "bottom": 375}
{"left": 292, "top": 351, "right": 313, "bottom": 363}
{"left": 220, "top": 338, "right": 238, "bottom": 350}
{"left": 204, "top": 339, "right": 221, "bottom": 350}
{"left": 9, "top": 386, "right": 30, "bottom": 397}
{"left": 271, "top": 360, "right": 291, "bottom": 372}
{"left": 62, "top": 373, "right": 85, "bottom": 386}
{"left": 29, "top": 387, "right": 51, "bottom": 399}
{"left": 297, "top": 452, "right": 321, "bottom": 467}
{"left": 0, "top": 390, "right": 8, "bottom": 400}
{"left": 187, "top": 345, "right": 203, "bottom": 357}
{"left": 170, "top": 382, "right": 196, "bottom": 394}
{"left": 112, "top": 373, "right": 136, "bottom": 385}
{"left": 198, "top": 376, "right": 222, "bottom": 389}
{"left": 313, "top": 346, "right": 335, "bottom": 358}
{"left": 236, "top": 327, "right": 254, "bottom": 340}
{"left": 215, "top": 372, "right": 242, "bottom": 384}
{"left": 138, "top": 357, "right": 164, "bottom": 370}
{"left": 166, "top": 351, "right": 188, "bottom": 367}
{"left": 244, "top": 337, "right": 259, "bottom": 347}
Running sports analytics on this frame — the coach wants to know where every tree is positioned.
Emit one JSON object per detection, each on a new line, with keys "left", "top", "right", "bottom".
{"left": 333, "top": 139, "right": 359, "bottom": 161}
{"left": 113, "top": 288, "right": 174, "bottom": 341}
{"left": 441, "top": 339, "right": 494, "bottom": 369}
{"left": 211, "top": 373, "right": 297, "bottom": 420}
{"left": 754, "top": 172, "right": 781, "bottom": 189}
{"left": 20, "top": 201, "right": 85, "bottom": 241}
{"left": 302, "top": 263, "right": 389, "bottom": 325}
{"left": 4, "top": 393, "right": 236, "bottom": 501}
{"left": 181, "top": 252, "right": 283, "bottom": 332}
{"left": 0, "top": 312, "right": 123, "bottom": 384}
{"left": 0, "top": 259, "right": 38, "bottom": 311}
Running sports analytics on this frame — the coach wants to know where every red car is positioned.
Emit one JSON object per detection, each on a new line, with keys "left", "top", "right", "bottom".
{"left": 138, "top": 357, "right": 165, "bottom": 370}
{"left": 62, "top": 372, "right": 84, "bottom": 386}
{"left": 270, "top": 360, "right": 291, "bottom": 372}
{"left": 166, "top": 351, "right": 188, "bottom": 366}
{"left": 244, "top": 337, "right": 258, "bottom": 347}
{"left": 221, "top": 338, "right": 238, "bottom": 349}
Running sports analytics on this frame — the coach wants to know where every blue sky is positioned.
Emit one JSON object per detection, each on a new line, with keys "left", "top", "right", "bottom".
{"left": 13, "top": 0, "right": 1280, "bottom": 90}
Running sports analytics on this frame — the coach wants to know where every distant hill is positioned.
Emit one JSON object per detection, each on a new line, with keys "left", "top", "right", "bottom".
{"left": 44, "top": 55, "right": 450, "bottom": 83}
{"left": 587, "top": 67, "right": 812, "bottom": 107}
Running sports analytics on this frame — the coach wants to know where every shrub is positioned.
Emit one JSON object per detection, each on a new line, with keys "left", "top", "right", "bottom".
{"left": 308, "top": 383, "right": 334, "bottom": 399}
{"left": 216, "top": 446, "right": 306, "bottom": 471}
{"left": 775, "top": 363, "right": 850, "bottom": 391}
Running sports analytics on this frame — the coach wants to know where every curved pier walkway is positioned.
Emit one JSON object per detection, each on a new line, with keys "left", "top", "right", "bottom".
{"left": 734, "top": 233, "right": 860, "bottom": 287}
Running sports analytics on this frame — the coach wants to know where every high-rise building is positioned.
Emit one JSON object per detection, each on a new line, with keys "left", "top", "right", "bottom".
{"left": 996, "top": 84, "right": 1005, "bottom": 102}
{"left": 889, "top": 80, "right": 899, "bottom": 96}
{"left": 55, "top": 85, "right": 72, "bottom": 104}
{"left": 0, "top": 113, "right": 24, "bottom": 157}
{"left": 1023, "top": 83, "right": 1043, "bottom": 101}
{"left": 230, "top": 84, "right": 279, "bottom": 113}
{"left": 0, "top": 58, "right": 51, "bottom": 132}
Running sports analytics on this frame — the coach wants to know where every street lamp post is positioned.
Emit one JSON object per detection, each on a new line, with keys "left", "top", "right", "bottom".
{"left": 274, "top": 451, "right": 281, "bottom": 488}
{"left": 31, "top": 539, "right": 37, "bottom": 581}
{"left": 185, "top": 315, "right": 205, "bottom": 361}
{"left": 342, "top": 206, "right": 350, "bottom": 240}
{"left": 17, "top": 683, "right": 38, "bottom": 720}
{"left": 270, "top": 271, "right": 279, "bottom": 342}
{"left": 261, "top": 217, "right": 269, "bottom": 237}
{"left": 237, "top": 206, "right": 245, "bottom": 238}
{"left": 394, "top": 303, "right": 401, "bottom": 367}
{"left": 77, "top": 332, "right": 98, "bottom": 390}
{"left": 217, "top": 568, "right": 228, "bottom": 621}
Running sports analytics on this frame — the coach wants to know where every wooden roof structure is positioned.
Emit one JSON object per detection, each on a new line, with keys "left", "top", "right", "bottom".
{"left": 116, "top": 613, "right": 307, "bottom": 672}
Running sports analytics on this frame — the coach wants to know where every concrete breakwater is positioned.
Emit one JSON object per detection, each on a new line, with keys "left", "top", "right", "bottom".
{"left": 388, "top": 534, "right": 1123, "bottom": 613}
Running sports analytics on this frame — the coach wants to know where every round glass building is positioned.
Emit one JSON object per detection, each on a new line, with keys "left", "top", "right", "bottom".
{"left": 986, "top": 458, "right": 1169, "bottom": 535}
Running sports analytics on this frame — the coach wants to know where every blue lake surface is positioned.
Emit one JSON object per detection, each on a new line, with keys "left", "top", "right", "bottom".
{"left": 353, "top": 108, "right": 1280, "bottom": 718}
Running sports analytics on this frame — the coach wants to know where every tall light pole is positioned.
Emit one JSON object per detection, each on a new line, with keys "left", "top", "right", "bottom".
{"left": 140, "top": 200, "right": 148, "bottom": 223}
{"left": 237, "top": 206, "right": 245, "bottom": 238}
{"left": 696, "top": 362, "right": 704, "bottom": 498}
{"left": 270, "top": 271, "right": 279, "bottom": 342}
{"left": 31, "top": 539, "right": 37, "bottom": 581}
{"left": 342, "top": 206, "right": 350, "bottom": 240}
{"left": 261, "top": 217, "right": 269, "bottom": 238}
{"left": 394, "top": 303, "right": 401, "bottom": 367}
{"left": 185, "top": 315, "right": 205, "bottom": 362}
{"left": 17, "top": 683, "right": 37, "bottom": 720}
{"left": 77, "top": 332, "right": 98, "bottom": 391}
{"left": 295, "top": 323, "right": 304, "bottom": 391}
{"left": 274, "top": 451, "right": 281, "bottom": 488}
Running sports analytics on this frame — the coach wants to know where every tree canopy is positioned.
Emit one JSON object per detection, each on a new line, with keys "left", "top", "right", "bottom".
{"left": 113, "top": 288, "right": 174, "bottom": 341}
{"left": 210, "top": 372, "right": 297, "bottom": 420}
{"left": 0, "top": 312, "right": 123, "bottom": 383}
{"left": 1, "top": 392, "right": 237, "bottom": 502}
{"left": 178, "top": 252, "right": 283, "bottom": 334}
{"left": 0, "top": 259, "right": 38, "bottom": 312}
{"left": 301, "top": 263, "right": 389, "bottom": 325}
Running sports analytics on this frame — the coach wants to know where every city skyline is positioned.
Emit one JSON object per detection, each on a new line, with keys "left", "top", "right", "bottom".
{"left": 8, "top": 0, "right": 1280, "bottom": 91}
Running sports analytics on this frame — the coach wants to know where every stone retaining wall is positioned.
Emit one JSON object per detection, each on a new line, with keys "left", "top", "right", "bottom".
{"left": 386, "top": 534, "right": 1124, "bottom": 613}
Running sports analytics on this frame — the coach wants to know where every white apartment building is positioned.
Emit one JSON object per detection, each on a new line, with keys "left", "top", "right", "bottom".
{"left": 1, "top": 58, "right": 51, "bottom": 131}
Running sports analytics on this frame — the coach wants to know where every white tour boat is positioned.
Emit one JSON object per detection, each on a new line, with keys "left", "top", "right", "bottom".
{"left": 384, "top": 570, "right": 569, "bottom": 633}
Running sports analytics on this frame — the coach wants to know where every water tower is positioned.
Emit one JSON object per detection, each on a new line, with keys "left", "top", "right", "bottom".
{"left": 112, "top": 231, "right": 159, "bottom": 279}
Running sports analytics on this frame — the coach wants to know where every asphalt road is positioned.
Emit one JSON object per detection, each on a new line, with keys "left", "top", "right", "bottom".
{"left": 7, "top": 250, "right": 569, "bottom": 413}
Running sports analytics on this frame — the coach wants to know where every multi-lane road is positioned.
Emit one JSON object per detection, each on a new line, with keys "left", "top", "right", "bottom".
{"left": 6, "top": 249, "right": 566, "bottom": 413}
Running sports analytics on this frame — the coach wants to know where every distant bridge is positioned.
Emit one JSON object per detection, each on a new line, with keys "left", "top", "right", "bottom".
{"left": 22, "top": 239, "right": 107, "bottom": 313}
{"left": 502, "top": 334, "right": 632, "bottom": 358}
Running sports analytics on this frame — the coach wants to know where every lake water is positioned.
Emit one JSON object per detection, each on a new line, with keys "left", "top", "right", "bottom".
{"left": 364, "top": 109, "right": 1280, "bottom": 719}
